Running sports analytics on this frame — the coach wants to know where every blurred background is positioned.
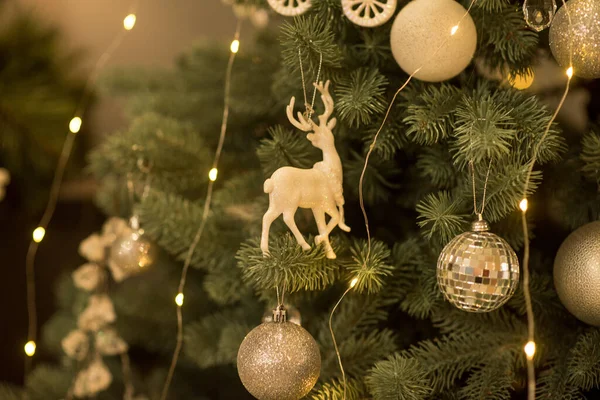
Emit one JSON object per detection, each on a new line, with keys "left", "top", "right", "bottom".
{"left": 0, "top": 0, "right": 239, "bottom": 385}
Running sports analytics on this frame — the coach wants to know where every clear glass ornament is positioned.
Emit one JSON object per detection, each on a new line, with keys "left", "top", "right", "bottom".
{"left": 523, "top": 0, "right": 557, "bottom": 32}
{"left": 108, "top": 219, "right": 155, "bottom": 280}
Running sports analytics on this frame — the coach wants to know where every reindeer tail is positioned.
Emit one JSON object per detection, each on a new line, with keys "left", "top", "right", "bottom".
{"left": 264, "top": 178, "right": 274, "bottom": 194}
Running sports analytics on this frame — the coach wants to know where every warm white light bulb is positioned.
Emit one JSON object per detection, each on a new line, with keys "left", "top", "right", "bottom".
{"left": 32, "top": 227, "right": 45, "bottom": 243}
{"left": 69, "top": 117, "right": 82, "bottom": 134}
{"left": 230, "top": 39, "right": 240, "bottom": 53}
{"left": 24, "top": 341, "right": 36, "bottom": 357}
{"left": 524, "top": 341, "right": 536, "bottom": 360}
{"left": 566, "top": 66, "right": 574, "bottom": 78}
{"left": 123, "top": 14, "right": 136, "bottom": 30}
{"left": 519, "top": 199, "right": 528, "bottom": 212}
{"left": 208, "top": 168, "right": 218, "bottom": 182}
{"left": 350, "top": 277, "right": 359, "bottom": 288}
{"left": 450, "top": 25, "right": 459, "bottom": 36}
{"left": 175, "top": 293, "right": 184, "bottom": 307}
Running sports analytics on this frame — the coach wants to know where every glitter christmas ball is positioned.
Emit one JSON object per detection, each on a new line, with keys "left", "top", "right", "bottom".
{"left": 437, "top": 219, "right": 520, "bottom": 312}
{"left": 389, "top": 0, "right": 477, "bottom": 82}
{"left": 549, "top": 0, "right": 600, "bottom": 79}
{"left": 108, "top": 230, "right": 155, "bottom": 280}
{"left": 554, "top": 221, "right": 600, "bottom": 326}
{"left": 237, "top": 321, "right": 321, "bottom": 400}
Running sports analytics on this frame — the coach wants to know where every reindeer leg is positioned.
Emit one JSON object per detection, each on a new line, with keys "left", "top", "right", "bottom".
{"left": 283, "top": 209, "right": 310, "bottom": 251}
{"left": 261, "top": 208, "right": 280, "bottom": 256}
{"left": 312, "top": 207, "right": 327, "bottom": 246}
{"left": 337, "top": 204, "right": 351, "bottom": 232}
{"left": 316, "top": 205, "right": 339, "bottom": 259}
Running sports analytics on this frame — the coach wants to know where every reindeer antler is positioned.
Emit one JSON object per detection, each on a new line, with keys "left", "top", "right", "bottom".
{"left": 314, "top": 80, "right": 334, "bottom": 123}
{"left": 286, "top": 96, "right": 313, "bottom": 132}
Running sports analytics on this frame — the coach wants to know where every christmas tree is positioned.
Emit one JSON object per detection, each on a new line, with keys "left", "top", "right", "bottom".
{"left": 5, "top": 0, "right": 600, "bottom": 399}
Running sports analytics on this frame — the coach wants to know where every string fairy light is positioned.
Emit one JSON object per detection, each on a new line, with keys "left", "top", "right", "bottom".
{"left": 519, "top": 2, "right": 574, "bottom": 398}
{"left": 326, "top": 2, "right": 480, "bottom": 398}
{"left": 175, "top": 292, "right": 184, "bottom": 307}
{"left": 23, "top": 2, "right": 140, "bottom": 378}
{"left": 159, "top": 20, "right": 242, "bottom": 400}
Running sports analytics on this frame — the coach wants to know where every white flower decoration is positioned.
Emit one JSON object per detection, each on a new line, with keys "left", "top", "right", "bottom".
{"left": 101, "top": 217, "right": 130, "bottom": 247}
{"left": 61, "top": 329, "right": 89, "bottom": 360}
{"left": 96, "top": 328, "right": 128, "bottom": 355}
{"left": 78, "top": 294, "right": 116, "bottom": 331}
{"left": 79, "top": 233, "right": 106, "bottom": 262}
{"left": 73, "top": 357, "right": 112, "bottom": 397}
{"left": 72, "top": 263, "right": 103, "bottom": 291}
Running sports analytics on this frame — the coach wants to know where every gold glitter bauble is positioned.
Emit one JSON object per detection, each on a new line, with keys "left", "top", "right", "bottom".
{"left": 237, "top": 321, "right": 321, "bottom": 400}
{"left": 390, "top": 0, "right": 477, "bottom": 82}
{"left": 437, "top": 219, "right": 520, "bottom": 313}
{"left": 549, "top": 0, "right": 600, "bottom": 79}
{"left": 554, "top": 221, "right": 600, "bottom": 326}
{"left": 108, "top": 230, "right": 155, "bottom": 277}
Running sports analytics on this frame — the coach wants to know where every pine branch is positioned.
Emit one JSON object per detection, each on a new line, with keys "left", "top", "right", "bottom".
{"left": 184, "top": 309, "right": 255, "bottom": 369}
{"left": 342, "top": 239, "right": 394, "bottom": 294}
{"left": 279, "top": 16, "right": 343, "bottom": 78}
{"left": 256, "top": 125, "right": 319, "bottom": 177}
{"left": 399, "top": 260, "right": 442, "bottom": 319}
{"left": 362, "top": 117, "right": 407, "bottom": 161}
{"left": 25, "top": 364, "right": 73, "bottom": 400}
{"left": 473, "top": 4, "right": 539, "bottom": 74}
{"left": 403, "top": 83, "right": 461, "bottom": 145}
{"left": 310, "top": 378, "right": 365, "bottom": 400}
{"left": 458, "top": 356, "right": 514, "bottom": 400}
{"left": 237, "top": 235, "right": 341, "bottom": 293}
{"left": 335, "top": 68, "right": 388, "bottom": 128}
{"left": 568, "top": 329, "right": 600, "bottom": 391}
{"left": 405, "top": 331, "right": 521, "bottom": 392}
{"left": 321, "top": 329, "right": 399, "bottom": 381}
{"left": 581, "top": 131, "right": 600, "bottom": 182}
{"left": 416, "top": 145, "right": 458, "bottom": 189}
{"left": 88, "top": 113, "right": 212, "bottom": 195}
{"left": 344, "top": 151, "right": 400, "bottom": 205}
{"left": 416, "top": 191, "right": 469, "bottom": 245}
{"left": 0, "top": 384, "right": 24, "bottom": 400}
{"left": 348, "top": 28, "right": 394, "bottom": 68}
{"left": 452, "top": 95, "right": 515, "bottom": 167}
{"left": 366, "top": 354, "right": 432, "bottom": 400}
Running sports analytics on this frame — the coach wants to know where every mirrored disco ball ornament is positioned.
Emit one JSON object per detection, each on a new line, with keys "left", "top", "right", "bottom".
{"left": 109, "top": 228, "right": 155, "bottom": 277}
{"left": 437, "top": 218, "right": 520, "bottom": 312}
{"left": 237, "top": 306, "right": 320, "bottom": 400}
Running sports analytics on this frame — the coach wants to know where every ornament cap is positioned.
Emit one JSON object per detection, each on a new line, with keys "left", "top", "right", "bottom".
{"left": 471, "top": 218, "right": 490, "bottom": 232}
{"left": 272, "top": 304, "right": 287, "bottom": 323}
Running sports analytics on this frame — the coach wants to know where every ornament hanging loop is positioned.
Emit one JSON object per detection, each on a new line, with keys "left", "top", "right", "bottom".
{"left": 469, "top": 159, "right": 493, "bottom": 218}
{"left": 272, "top": 304, "right": 287, "bottom": 323}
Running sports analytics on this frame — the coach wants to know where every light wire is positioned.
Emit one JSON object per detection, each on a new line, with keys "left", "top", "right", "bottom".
{"left": 159, "top": 20, "right": 242, "bottom": 400}
{"left": 520, "top": 1, "right": 573, "bottom": 397}
{"left": 24, "top": 4, "right": 138, "bottom": 379}
{"left": 358, "top": 0, "right": 479, "bottom": 262}
{"left": 329, "top": 2, "right": 479, "bottom": 398}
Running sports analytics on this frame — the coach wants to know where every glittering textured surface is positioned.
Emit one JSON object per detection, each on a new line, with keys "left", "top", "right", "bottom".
{"left": 390, "top": 0, "right": 477, "bottom": 82}
{"left": 437, "top": 221, "right": 520, "bottom": 313}
{"left": 549, "top": 0, "right": 600, "bottom": 79}
{"left": 108, "top": 231, "right": 155, "bottom": 278}
{"left": 237, "top": 322, "right": 321, "bottom": 400}
{"left": 554, "top": 221, "right": 600, "bottom": 326}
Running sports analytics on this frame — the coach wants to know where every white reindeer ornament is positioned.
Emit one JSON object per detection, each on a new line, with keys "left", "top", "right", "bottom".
{"left": 261, "top": 80, "right": 350, "bottom": 259}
